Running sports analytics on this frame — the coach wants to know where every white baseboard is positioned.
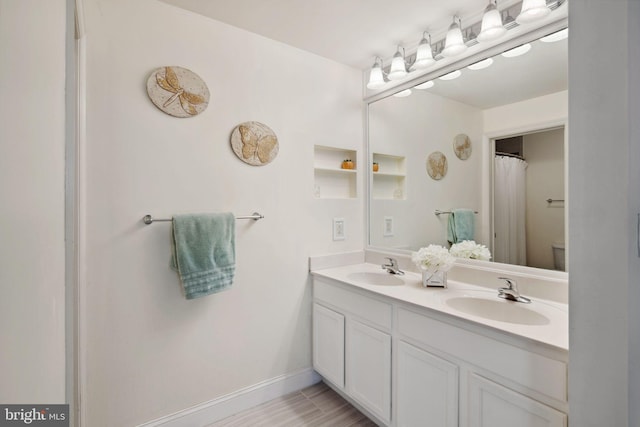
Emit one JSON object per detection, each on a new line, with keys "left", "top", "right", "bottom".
{"left": 137, "top": 368, "right": 321, "bottom": 427}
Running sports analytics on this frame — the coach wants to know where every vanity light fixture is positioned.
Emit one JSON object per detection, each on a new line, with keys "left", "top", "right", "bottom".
{"left": 439, "top": 70, "right": 462, "bottom": 80}
{"left": 516, "top": 0, "right": 551, "bottom": 25}
{"left": 410, "top": 32, "right": 436, "bottom": 71}
{"left": 414, "top": 80, "right": 435, "bottom": 89}
{"left": 477, "top": 1, "right": 507, "bottom": 42}
{"left": 393, "top": 89, "right": 412, "bottom": 97}
{"left": 467, "top": 57, "right": 494, "bottom": 70}
{"left": 540, "top": 27, "right": 568, "bottom": 42}
{"left": 366, "top": 56, "right": 386, "bottom": 89}
{"left": 388, "top": 46, "right": 408, "bottom": 80}
{"left": 441, "top": 16, "right": 467, "bottom": 58}
{"left": 365, "top": 0, "right": 564, "bottom": 91}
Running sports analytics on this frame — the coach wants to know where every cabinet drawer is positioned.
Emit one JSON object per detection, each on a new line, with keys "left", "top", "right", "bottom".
{"left": 397, "top": 308, "right": 567, "bottom": 402}
{"left": 314, "top": 278, "right": 392, "bottom": 330}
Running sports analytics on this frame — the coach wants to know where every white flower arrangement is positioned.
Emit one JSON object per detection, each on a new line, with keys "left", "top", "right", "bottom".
{"left": 411, "top": 244, "right": 456, "bottom": 272}
{"left": 449, "top": 240, "right": 492, "bottom": 261}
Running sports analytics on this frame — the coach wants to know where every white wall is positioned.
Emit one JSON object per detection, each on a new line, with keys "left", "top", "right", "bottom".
{"left": 628, "top": 2, "right": 640, "bottom": 425}
{"left": 0, "top": 0, "right": 67, "bottom": 403}
{"left": 80, "top": 0, "right": 362, "bottom": 425}
{"left": 483, "top": 90, "right": 568, "bottom": 135}
{"left": 568, "top": 0, "right": 639, "bottom": 425}
{"left": 369, "top": 90, "right": 483, "bottom": 249}
{"left": 524, "top": 128, "right": 565, "bottom": 270}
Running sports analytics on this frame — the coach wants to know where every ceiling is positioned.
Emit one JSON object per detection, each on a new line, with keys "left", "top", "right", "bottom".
{"left": 159, "top": 0, "right": 567, "bottom": 107}
{"left": 159, "top": 0, "right": 523, "bottom": 70}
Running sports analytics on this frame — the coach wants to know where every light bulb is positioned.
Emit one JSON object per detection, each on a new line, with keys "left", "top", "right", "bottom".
{"left": 439, "top": 70, "right": 462, "bottom": 81}
{"left": 516, "top": 0, "right": 551, "bottom": 25}
{"left": 411, "top": 33, "right": 435, "bottom": 70}
{"left": 467, "top": 58, "right": 494, "bottom": 70}
{"left": 393, "top": 89, "right": 412, "bottom": 98}
{"left": 415, "top": 80, "right": 434, "bottom": 90}
{"left": 477, "top": 2, "right": 506, "bottom": 42}
{"left": 441, "top": 18, "right": 467, "bottom": 58}
{"left": 388, "top": 47, "right": 408, "bottom": 80}
{"left": 540, "top": 28, "right": 568, "bottom": 43}
{"left": 366, "top": 58, "right": 386, "bottom": 89}
{"left": 501, "top": 43, "right": 531, "bottom": 58}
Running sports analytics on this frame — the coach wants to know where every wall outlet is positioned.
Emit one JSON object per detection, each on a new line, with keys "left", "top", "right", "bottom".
{"left": 383, "top": 216, "right": 394, "bottom": 237}
{"left": 333, "top": 218, "right": 346, "bottom": 241}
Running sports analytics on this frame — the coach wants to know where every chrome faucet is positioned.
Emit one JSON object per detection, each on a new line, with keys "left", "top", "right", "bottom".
{"left": 381, "top": 257, "right": 405, "bottom": 275}
{"left": 498, "top": 277, "right": 531, "bottom": 303}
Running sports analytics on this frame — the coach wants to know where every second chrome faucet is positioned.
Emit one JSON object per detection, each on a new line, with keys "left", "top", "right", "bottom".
{"left": 382, "top": 257, "right": 405, "bottom": 275}
{"left": 498, "top": 277, "right": 531, "bottom": 303}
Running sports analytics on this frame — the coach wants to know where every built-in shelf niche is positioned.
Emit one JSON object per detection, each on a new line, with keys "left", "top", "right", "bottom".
{"left": 314, "top": 145, "right": 357, "bottom": 199}
{"left": 372, "top": 153, "right": 406, "bottom": 200}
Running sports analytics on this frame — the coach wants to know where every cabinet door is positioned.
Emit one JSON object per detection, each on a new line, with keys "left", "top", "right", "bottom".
{"left": 468, "top": 374, "right": 567, "bottom": 427}
{"left": 346, "top": 319, "right": 391, "bottom": 424}
{"left": 313, "top": 303, "right": 345, "bottom": 388}
{"left": 396, "top": 341, "right": 459, "bottom": 427}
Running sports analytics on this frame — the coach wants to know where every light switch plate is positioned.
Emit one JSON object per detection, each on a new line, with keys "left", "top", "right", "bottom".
{"left": 383, "top": 216, "right": 394, "bottom": 237}
{"left": 333, "top": 218, "right": 345, "bottom": 241}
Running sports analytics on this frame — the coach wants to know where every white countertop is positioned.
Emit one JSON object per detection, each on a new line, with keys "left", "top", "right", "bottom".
{"left": 311, "top": 262, "right": 568, "bottom": 351}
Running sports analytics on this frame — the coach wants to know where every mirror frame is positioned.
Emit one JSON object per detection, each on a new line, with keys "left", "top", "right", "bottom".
{"left": 364, "top": 17, "right": 569, "bottom": 279}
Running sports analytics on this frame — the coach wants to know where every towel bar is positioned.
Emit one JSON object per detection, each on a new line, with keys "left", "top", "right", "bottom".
{"left": 434, "top": 210, "right": 478, "bottom": 216}
{"left": 142, "top": 212, "right": 264, "bottom": 225}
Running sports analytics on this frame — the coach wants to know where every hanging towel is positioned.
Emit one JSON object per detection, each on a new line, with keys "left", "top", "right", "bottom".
{"left": 447, "top": 209, "right": 475, "bottom": 245}
{"left": 170, "top": 213, "right": 236, "bottom": 299}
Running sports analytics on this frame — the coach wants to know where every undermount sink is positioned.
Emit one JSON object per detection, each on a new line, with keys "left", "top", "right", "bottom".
{"left": 347, "top": 271, "right": 404, "bottom": 286}
{"left": 445, "top": 295, "right": 550, "bottom": 326}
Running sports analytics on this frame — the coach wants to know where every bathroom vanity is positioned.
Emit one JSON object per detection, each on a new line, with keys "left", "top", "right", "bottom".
{"left": 310, "top": 261, "right": 568, "bottom": 427}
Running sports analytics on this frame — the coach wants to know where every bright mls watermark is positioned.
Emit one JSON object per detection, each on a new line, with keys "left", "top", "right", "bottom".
{"left": 1, "top": 405, "right": 68, "bottom": 426}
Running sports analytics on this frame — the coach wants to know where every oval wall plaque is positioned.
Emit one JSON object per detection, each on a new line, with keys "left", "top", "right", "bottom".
{"left": 427, "top": 151, "right": 448, "bottom": 180}
{"left": 230, "top": 121, "right": 279, "bottom": 166}
{"left": 453, "top": 133, "right": 472, "bottom": 160}
{"left": 146, "top": 66, "right": 210, "bottom": 118}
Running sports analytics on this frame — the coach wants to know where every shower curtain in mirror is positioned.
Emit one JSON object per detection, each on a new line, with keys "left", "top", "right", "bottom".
{"left": 494, "top": 155, "right": 528, "bottom": 265}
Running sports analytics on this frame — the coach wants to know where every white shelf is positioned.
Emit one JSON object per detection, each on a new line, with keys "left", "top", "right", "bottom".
{"left": 314, "top": 145, "right": 358, "bottom": 199}
{"left": 372, "top": 153, "right": 406, "bottom": 200}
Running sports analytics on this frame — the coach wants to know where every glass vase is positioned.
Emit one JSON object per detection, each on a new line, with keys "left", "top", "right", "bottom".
{"left": 422, "top": 269, "right": 447, "bottom": 288}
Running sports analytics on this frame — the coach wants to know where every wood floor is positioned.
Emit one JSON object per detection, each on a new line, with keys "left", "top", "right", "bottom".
{"left": 207, "top": 381, "right": 378, "bottom": 427}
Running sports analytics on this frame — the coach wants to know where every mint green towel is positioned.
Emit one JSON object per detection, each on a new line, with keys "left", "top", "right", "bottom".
{"left": 447, "top": 209, "right": 475, "bottom": 245}
{"left": 170, "top": 213, "right": 235, "bottom": 299}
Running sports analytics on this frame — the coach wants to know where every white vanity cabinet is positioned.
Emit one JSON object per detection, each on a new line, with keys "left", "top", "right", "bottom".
{"left": 313, "top": 278, "right": 393, "bottom": 424}
{"left": 346, "top": 319, "right": 392, "bottom": 423}
{"left": 467, "top": 374, "right": 566, "bottom": 427}
{"left": 311, "top": 274, "right": 568, "bottom": 427}
{"left": 397, "top": 307, "right": 567, "bottom": 427}
{"left": 312, "top": 303, "right": 345, "bottom": 388}
{"left": 395, "top": 340, "right": 459, "bottom": 427}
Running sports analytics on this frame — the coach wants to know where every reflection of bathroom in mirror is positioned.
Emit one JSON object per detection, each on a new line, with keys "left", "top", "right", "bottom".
{"left": 492, "top": 127, "right": 565, "bottom": 271}
{"left": 368, "top": 28, "right": 568, "bottom": 271}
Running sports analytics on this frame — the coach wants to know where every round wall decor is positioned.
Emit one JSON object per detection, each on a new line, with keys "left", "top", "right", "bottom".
{"left": 146, "top": 66, "right": 210, "bottom": 118}
{"left": 427, "top": 151, "right": 448, "bottom": 180}
{"left": 453, "top": 133, "right": 472, "bottom": 160}
{"left": 230, "top": 121, "right": 279, "bottom": 166}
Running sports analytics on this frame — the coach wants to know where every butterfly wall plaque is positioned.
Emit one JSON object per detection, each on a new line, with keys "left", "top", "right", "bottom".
{"left": 146, "top": 66, "right": 210, "bottom": 118}
{"left": 230, "top": 121, "right": 279, "bottom": 166}
{"left": 453, "top": 133, "right": 472, "bottom": 160}
{"left": 427, "top": 151, "right": 448, "bottom": 180}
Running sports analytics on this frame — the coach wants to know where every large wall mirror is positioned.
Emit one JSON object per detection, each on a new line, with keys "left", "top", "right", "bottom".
{"left": 367, "top": 28, "right": 568, "bottom": 272}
